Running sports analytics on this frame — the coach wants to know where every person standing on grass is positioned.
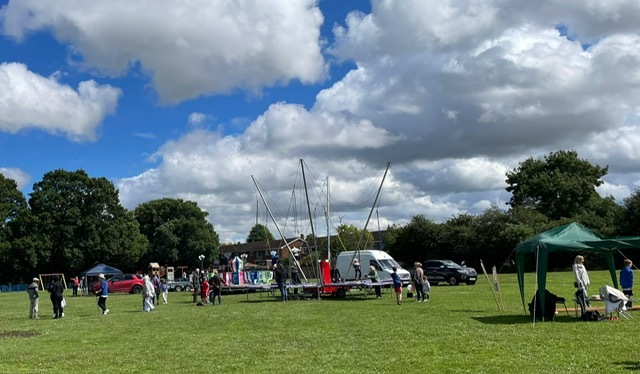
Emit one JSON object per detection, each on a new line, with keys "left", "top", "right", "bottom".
{"left": 573, "top": 255, "right": 590, "bottom": 312}
{"left": 143, "top": 275, "right": 155, "bottom": 312}
{"left": 27, "top": 278, "right": 40, "bottom": 319}
{"left": 413, "top": 262, "right": 425, "bottom": 302}
{"left": 95, "top": 273, "right": 109, "bottom": 316}
{"left": 391, "top": 266, "right": 402, "bottom": 305}
{"left": 367, "top": 265, "right": 382, "bottom": 299}
{"left": 152, "top": 274, "right": 161, "bottom": 305}
{"left": 192, "top": 268, "right": 200, "bottom": 303}
{"left": 210, "top": 270, "right": 224, "bottom": 305}
{"left": 620, "top": 259, "right": 634, "bottom": 308}
{"left": 201, "top": 276, "right": 209, "bottom": 305}
{"left": 161, "top": 278, "right": 169, "bottom": 304}
{"left": 47, "top": 276, "right": 64, "bottom": 318}
{"left": 275, "top": 263, "right": 289, "bottom": 302}
{"left": 72, "top": 276, "right": 79, "bottom": 296}
{"left": 422, "top": 275, "right": 431, "bottom": 301}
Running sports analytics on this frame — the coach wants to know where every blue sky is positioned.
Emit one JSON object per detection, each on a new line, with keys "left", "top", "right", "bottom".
{"left": 2, "top": 0, "right": 640, "bottom": 243}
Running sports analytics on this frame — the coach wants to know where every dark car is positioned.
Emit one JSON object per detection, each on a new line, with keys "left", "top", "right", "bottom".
{"left": 93, "top": 274, "right": 144, "bottom": 294}
{"left": 423, "top": 260, "right": 477, "bottom": 286}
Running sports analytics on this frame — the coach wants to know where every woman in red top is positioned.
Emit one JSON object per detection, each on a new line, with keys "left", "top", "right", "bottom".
{"left": 201, "top": 278, "right": 209, "bottom": 304}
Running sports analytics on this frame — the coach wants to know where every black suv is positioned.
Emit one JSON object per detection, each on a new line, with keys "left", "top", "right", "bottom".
{"left": 423, "top": 260, "right": 477, "bottom": 286}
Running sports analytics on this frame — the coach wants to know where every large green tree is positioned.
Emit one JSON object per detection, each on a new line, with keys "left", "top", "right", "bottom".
{"left": 246, "top": 223, "right": 275, "bottom": 243}
{"left": 505, "top": 150, "right": 608, "bottom": 220}
{"left": 386, "top": 215, "right": 441, "bottom": 265}
{"left": 26, "top": 169, "right": 147, "bottom": 275}
{"left": 620, "top": 189, "right": 640, "bottom": 235}
{"left": 438, "top": 213, "right": 477, "bottom": 262}
{"left": 134, "top": 198, "right": 220, "bottom": 269}
{"left": 0, "top": 175, "right": 30, "bottom": 281}
{"left": 334, "top": 224, "right": 373, "bottom": 254}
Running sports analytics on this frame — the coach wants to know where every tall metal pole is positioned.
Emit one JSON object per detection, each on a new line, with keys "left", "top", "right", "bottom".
{"left": 251, "top": 175, "right": 308, "bottom": 282}
{"left": 300, "top": 160, "right": 321, "bottom": 295}
{"left": 350, "top": 162, "right": 391, "bottom": 268}
{"left": 326, "top": 176, "right": 330, "bottom": 262}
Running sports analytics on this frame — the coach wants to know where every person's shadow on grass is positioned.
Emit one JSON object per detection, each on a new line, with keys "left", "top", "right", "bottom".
{"left": 613, "top": 361, "right": 640, "bottom": 371}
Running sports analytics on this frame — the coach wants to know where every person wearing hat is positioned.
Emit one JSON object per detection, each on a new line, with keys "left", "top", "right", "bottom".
{"left": 27, "top": 277, "right": 40, "bottom": 319}
{"left": 95, "top": 273, "right": 109, "bottom": 316}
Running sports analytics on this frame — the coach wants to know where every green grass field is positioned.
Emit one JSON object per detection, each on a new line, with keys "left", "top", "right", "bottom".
{"left": 0, "top": 270, "right": 638, "bottom": 373}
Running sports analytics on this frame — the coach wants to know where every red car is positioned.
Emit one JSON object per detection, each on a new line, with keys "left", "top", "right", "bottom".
{"left": 93, "top": 274, "right": 144, "bottom": 294}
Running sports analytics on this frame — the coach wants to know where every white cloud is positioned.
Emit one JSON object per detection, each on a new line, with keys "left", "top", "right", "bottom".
{"left": 597, "top": 181, "right": 631, "bottom": 202}
{"left": 0, "top": 167, "right": 30, "bottom": 189}
{"left": 0, "top": 62, "right": 121, "bottom": 141}
{"left": 1, "top": 0, "right": 326, "bottom": 104}
{"left": 188, "top": 113, "right": 209, "bottom": 127}
{"left": 107, "top": 0, "right": 640, "bottom": 241}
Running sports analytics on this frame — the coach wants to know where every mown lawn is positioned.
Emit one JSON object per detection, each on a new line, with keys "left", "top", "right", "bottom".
{"left": 0, "top": 270, "right": 637, "bottom": 373}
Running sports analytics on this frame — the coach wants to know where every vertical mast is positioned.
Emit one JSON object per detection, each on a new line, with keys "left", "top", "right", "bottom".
{"left": 350, "top": 162, "right": 390, "bottom": 266}
{"left": 300, "top": 159, "right": 321, "bottom": 288}
{"left": 326, "top": 176, "right": 330, "bottom": 262}
{"left": 251, "top": 175, "right": 307, "bottom": 282}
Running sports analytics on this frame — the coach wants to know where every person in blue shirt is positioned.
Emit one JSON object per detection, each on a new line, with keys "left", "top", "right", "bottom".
{"left": 95, "top": 273, "right": 109, "bottom": 316}
{"left": 391, "top": 266, "right": 402, "bottom": 305}
{"left": 620, "top": 259, "right": 634, "bottom": 308}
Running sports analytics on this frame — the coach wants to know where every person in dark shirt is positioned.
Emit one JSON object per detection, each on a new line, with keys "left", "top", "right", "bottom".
{"left": 47, "top": 276, "right": 64, "bottom": 319}
{"left": 391, "top": 267, "right": 402, "bottom": 305}
{"left": 274, "top": 264, "right": 289, "bottom": 302}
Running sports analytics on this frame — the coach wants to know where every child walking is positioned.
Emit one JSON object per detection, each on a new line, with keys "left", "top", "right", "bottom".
{"left": 161, "top": 278, "right": 169, "bottom": 304}
{"left": 391, "top": 266, "right": 402, "bottom": 305}
{"left": 422, "top": 275, "right": 431, "bottom": 301}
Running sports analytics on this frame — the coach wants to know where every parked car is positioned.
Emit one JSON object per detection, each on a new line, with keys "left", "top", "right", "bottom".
{"left": 423, "top": 260, "right": 477, "bottom": 286}
{"left": 93, "top": 273, "right": 144, "bottom": 294}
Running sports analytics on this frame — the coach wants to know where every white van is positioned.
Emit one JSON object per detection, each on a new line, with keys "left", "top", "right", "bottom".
{"left": 336, "top": 250, "right": 411, "bottom": 285}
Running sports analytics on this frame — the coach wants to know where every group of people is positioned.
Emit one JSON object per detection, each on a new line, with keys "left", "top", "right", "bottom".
{"left": 141, "top": 273, "right": 172, "bottom": 311}
{"left": 26, "top": 273, "right": 110, "bottom": 319}
{"left": 28, "top": 275, "right": 66, "bottom": 319}
{"left": 191, "top": 268, "right": 225, "bottom": 305}
{"left": 573, "top": 255, "right": 635, "bottom": 312}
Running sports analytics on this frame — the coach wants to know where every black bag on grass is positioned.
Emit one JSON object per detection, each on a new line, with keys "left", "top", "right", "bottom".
{"left": 581, "top": 310, "right": 602, "bottom": 321}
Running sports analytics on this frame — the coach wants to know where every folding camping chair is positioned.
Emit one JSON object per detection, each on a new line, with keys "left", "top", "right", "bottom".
{"left": 556, "top": 296, "right": 569, "bottom": 316}
{"left": 574, "top": 289, "right": 588, "bottom": 318}
{"left": 599, "top": 285, "right": 632, "bottom": 320}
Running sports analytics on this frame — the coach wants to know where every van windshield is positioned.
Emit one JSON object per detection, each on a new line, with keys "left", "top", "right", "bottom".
{"left": 378, "top": 259, "right": 399, "bottom": 270}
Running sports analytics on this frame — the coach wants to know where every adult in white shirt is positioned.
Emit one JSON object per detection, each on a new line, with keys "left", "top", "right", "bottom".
{"left": 573, "top": 255, "right": 590, "bottom": 312}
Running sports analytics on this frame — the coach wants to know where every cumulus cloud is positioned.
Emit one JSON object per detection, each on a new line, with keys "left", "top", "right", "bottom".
{"left": 188, "top": 113, "right": 210, "bottom": 127}
{"left": 0, "top": 62, "right": 121, "bottom": 141}
{"left": 98, "top": 1, "right": 640, "bottom": 241}
{"left": 0, "top": 0, "right": 326, "bottom": 104}
{"left": 0, "top": 167, "right": 30, "bottom": 189}
{"left": 6, "top": 0, "right": 640, "bottom": 241}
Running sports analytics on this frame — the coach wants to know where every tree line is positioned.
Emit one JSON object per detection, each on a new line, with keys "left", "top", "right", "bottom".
{"left": 0, "top": 169, "right": 220, "bottom": 282}
{"left": 3, "top": 150, "right": 640, "bottom": 282}
{"left": 385, "top": 150, "right": 640, "bottom": 272}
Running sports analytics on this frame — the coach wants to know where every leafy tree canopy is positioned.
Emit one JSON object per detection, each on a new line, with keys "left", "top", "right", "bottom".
{"left": 335, "top": 224, "right": 373, "bottom": 254}
{"left": 0, "top": 174, "right": 27, "bottom": 223}
{"left": 620, "top": 190, "right": 640, "bottom": 235}
{"left": 25, "top": 169, "right": 147, "bottom": 276}
{"left": 134, "top": 198, "right": 220, "bottom": 269}
{"left": 505, "top": 150, "right": 608, "bottom": 220}
{"left": 247, "top": 223, "right": 275, "bottom": 243}
{"left": 0, "top": 175, "right": 29, "bottom": 281}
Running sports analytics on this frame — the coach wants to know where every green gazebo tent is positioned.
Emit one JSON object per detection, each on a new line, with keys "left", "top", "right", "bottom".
{"left": 515, "top": 222, "right": 620, "bottom": 318}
